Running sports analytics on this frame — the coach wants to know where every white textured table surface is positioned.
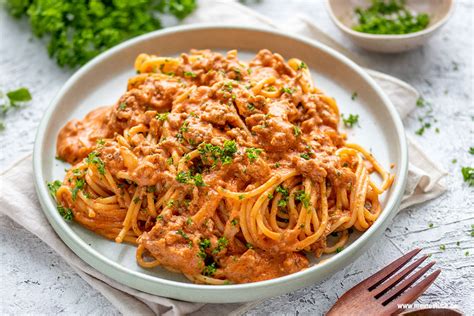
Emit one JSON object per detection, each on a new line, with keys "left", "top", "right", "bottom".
{"left": 1, "top": 1, "right": 473, "bottom": 315}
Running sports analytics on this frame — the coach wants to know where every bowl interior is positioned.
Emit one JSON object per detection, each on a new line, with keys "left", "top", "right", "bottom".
{"left": 328, "top": 0, "right": 453, "bottom": 35}
{"left": 34, "top": 26, "right": 407, "bottom": 302}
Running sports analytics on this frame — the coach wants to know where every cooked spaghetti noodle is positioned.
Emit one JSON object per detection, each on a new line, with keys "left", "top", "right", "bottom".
{"left": 51, "top": 49, "right": 394, "bottom": 284}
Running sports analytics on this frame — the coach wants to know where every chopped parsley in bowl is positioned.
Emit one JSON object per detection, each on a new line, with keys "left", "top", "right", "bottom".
{"left": 353, "top": 0, "right": 430, "bottom": 35}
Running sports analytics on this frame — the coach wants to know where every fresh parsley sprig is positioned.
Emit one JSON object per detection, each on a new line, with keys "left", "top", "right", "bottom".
{"left": 6, "top": 0, "right": 197, "bottom": 68}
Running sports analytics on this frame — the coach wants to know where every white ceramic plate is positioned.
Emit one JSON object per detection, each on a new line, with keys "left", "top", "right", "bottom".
{"left": 33, "top": 25, "right": 408, "bottom": 303}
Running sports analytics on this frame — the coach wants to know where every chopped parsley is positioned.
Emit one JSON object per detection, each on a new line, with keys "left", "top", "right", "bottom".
{"left": 96, "top": 138, "right": 105, "bottom": 147}
{"left": 439, "top": 244, "right": 446, "bottom": 251}
{"left": 353, "top": 0, "right": 430, "bottom": 35}
{"left": 246, "top": 147, "right": 263, "bottom": 162}
{"left": 294, "top": 190, "right": 311, "bottom": 209}
{"left": 197, "top": 238, "right": 211, "bottom": 260}
{"left": 133, "top": 196, "right": 141, "bottom": 204}
{"left": 351, "top": 92, "right": 358, "bottom": 100}
{"left": 166, "top": 157, "right": 174, "bottom": 165}
{"left": 198, "top": 140, "right": 238, "bottom": 166}
{"left": 276, "top": 185, "right": 289, "bottom": 207}
{"left": 176, "top": 171, "right": 190, "bottom": 183}
{"left": 267, "top": 193, "right": 274, "bottom": 199}
{"left": 86, "top": 152, "right": 106, "bottom": 175}
{"left": 247, "top": 103, "right": 256, "bottom": 111}
{"left": 281, "top": 87, "right": 294, "bottom": 95}
{"left": 461, "top": 167, "right": 474, "bottom": 186}
{"left": 452, "top": 159, "right": 457, "bottom": 164}
{"left": 184, "top": 71, "right": 196, "bottom": 78}
{"left": 469, "top": 147, "right": 474, "bottom": 155}
{"left": 414, "top": 97, "right": 438, "bottom": 136}
{"left": 180, "top": 121, "right": 189, "bottom": 133}
{"left": 192, "top": 173, "right": 206, "bottom": 187}
{"left": 300, "top": 153, "right": 311, "bottom": 160}
{"left": 336, "top": 247, "right": 344, "bottom": 253}
{"left": 47, "top": 180, "right": 62, "bottom": 198}
{"left": 176, "top": 171, "right": 206, "bottom": 187}
{"left": 266, "top": 86, "right": 276, "bottom": 92}
{"left": 416, "top": 97, "right": 425, "bottom": 107}
{"left": 276, "top": 185, "right": 289, "bottom": 197}
{"left": 119, "top": 102, "right": 126, "bottom": 110}
{"left": 200, "top": 238, "right": 211, "bottom": 250}
{"left": 176, "top": 229, "right": 189, "bottom": 240}
{"left": 293, "top": 125, "right": 301, "bottom": 137}
{"left": 224, "top": 81, "right": 233, "bottom": 92}
{"left": 186, "top": 217, "right": 193, "bottom": 225}
{"left": 57, "top": 205, "right": 73, "bottom": 221}
{"left": 246, "top": 243, "right": 254, "bottom": 249}
{"left": 156, "top": 112, "right": 169, "bottom": 121}
{"left": 156, "top": 215, "right": 164, "bottom": 221}
{"left": 297, "top": 62, "right": 307, "bottom": 70}
{"left": 71, "top": 178, "right": 85, "bottom": 201}
{"left": 230, "top": 218, "right": 238, "bottom": 226}
{"left": 428, "top": 223, "right": 434, "bottom": 228}
{"left": 342, "top": 113, "right": 359, "bottom": 128}
{"left": 212, "top": 237, "right": 229, "bottom": 254}
{"left": 202, "top": 262, "right": 217, "bottom": 276}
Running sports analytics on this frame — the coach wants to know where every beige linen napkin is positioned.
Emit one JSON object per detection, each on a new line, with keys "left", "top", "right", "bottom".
{"left": 0, "top": 0, "right": 447, "bottom": 315}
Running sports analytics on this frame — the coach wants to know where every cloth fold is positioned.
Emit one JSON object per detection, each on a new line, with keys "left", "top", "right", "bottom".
{"left": 0, "top": 0, "right": 447, "bottom": 315}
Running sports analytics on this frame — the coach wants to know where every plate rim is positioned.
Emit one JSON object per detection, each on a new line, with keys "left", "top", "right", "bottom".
{"left": 33, "top": 23, "right": 408, "bottom": 303}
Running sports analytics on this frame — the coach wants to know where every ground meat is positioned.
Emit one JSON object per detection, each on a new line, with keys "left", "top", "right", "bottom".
{"left": 221, "top": 249, "right": 308, "bottom": 283}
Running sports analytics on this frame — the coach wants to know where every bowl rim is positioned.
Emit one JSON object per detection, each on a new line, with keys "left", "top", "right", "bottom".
{"left": 325, "top": 0, "right": 454, "bottom": 40}
{"left": 33, "top": 23, "right": 409, "bottom": 302}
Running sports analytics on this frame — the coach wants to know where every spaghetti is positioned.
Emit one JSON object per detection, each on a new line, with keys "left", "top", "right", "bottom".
{"left": 51, "top": 49, "right": 394, "bottom": 284}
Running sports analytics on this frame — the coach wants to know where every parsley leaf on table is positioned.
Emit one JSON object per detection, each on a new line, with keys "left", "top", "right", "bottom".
{"left": 0, "top": 87, "right": 32, "bottom": 131}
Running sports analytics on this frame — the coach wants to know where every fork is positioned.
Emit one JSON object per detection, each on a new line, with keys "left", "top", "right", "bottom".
{"left": 327, "top": 248, "right": 441, "bottom": 316}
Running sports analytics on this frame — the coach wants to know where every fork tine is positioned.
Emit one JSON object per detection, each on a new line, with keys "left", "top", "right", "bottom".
{"left": 365, "top": 248, "right": 422, "bottom": 290}
{"left": 385, "top": 269, "right": 441, "bottom": 314}
{"left": 372, "top": 255, "right": 429, "bottom": 298}
{"left": 379, "top": 261, "right": 436, "bottom": 305}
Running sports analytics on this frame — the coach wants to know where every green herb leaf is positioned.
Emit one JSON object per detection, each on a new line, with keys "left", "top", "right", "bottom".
{"left": 202, "top": 262, "right": 217, "bottom": 276}
{"left": 184, "top": 71, "right": 196, "bottom": 78}
{"left": 71, "top": 178, "right": 85, "bottom": 201}
{"left": 6, "top": 0, "right": 197, "bottom": 68}
{"left": 57, "top": 205, "right": 73, "bottom": 221}
{"left": 281, "top": 87, "right": 294, "bottom": 95}
{"left": 297, "top": 62, "right": 307, "bottom": 70}
{"left": 86, "top": 151, "right": 106, "bottom": 175}
{"left": 156, "top": 112, "right": 169, "bottom": 121}
{"left": 293, "top": 125, "right": 301, "bottom": 137}
{"left": 246, "top": 147, "right": 263, "bottom": 162}
{"left": 294, "top": 190, "right": 311, "bottom": 209}
{"left": 461, "top": 167, "right": 474, "bottom": 186}
{"left": 47, "top": 180, "right": 62, "bottom": 199}
{"left": 6, "top": 87, "right": 32, "bottom": 106}
{"left": 342, "top": 113, "right": 359, "bottom": 128}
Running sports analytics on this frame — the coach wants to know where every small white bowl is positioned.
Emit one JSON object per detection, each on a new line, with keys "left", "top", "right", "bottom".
{"left": 326, "top": 0, "right": 454, "bottom": 53}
